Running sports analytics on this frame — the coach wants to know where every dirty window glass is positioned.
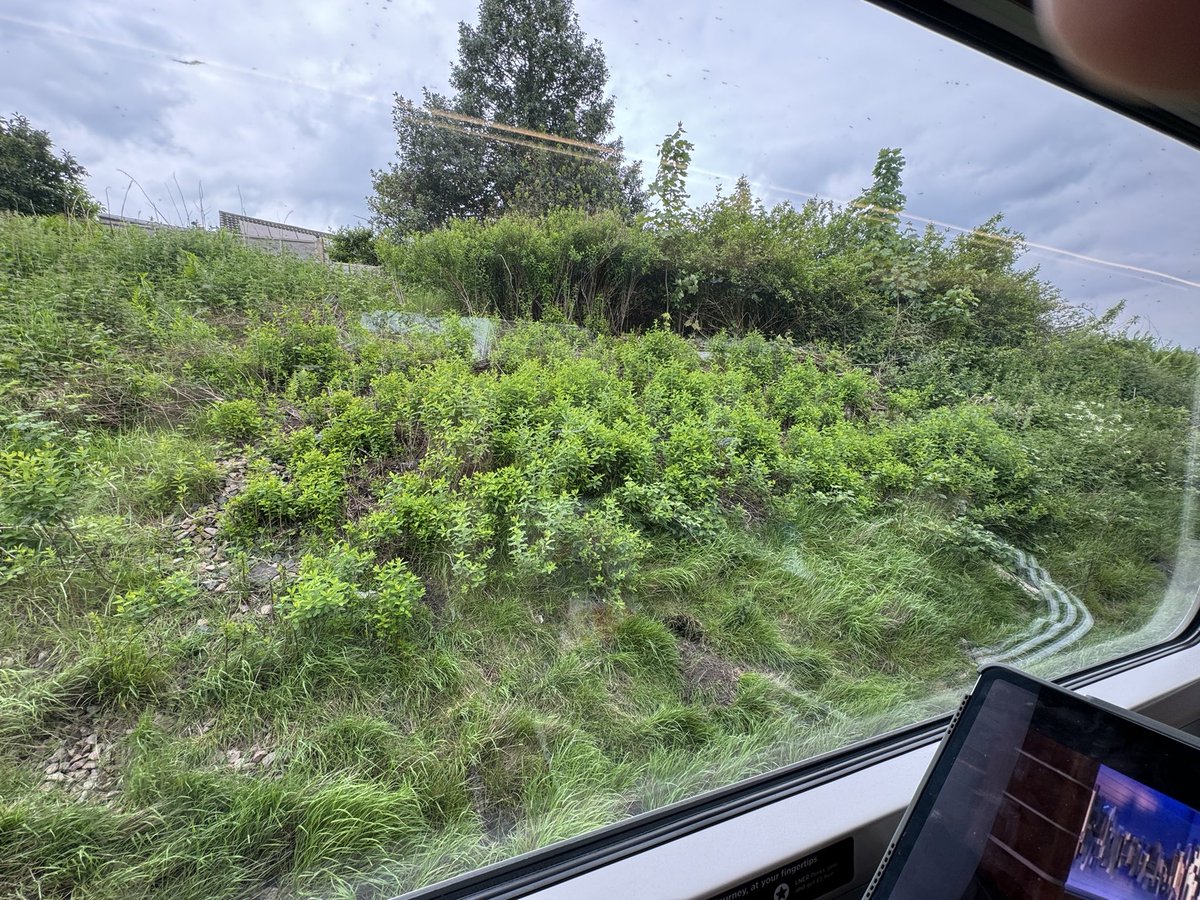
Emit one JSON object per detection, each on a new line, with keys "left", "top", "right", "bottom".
{"left": 2, "top": 1, "right": 1198, "bottom": 896}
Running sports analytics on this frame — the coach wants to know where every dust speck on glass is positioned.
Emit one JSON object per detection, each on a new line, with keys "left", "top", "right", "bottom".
{"left": 2, "top": 0, "right": 1199, "bottom": 896}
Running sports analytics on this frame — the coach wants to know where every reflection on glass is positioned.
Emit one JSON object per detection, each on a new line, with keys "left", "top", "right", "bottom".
{"left": 1070, "top": 766, "right": 1200, "bottom": 900}
{"left": 2, "top": 0, "right": 1200, "bottom": 895}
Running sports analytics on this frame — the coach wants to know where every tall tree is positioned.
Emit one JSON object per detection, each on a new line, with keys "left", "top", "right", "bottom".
{"left": 369, "top": 0, "right": 643, "bottom": 233}
{"left": 855, "top": 147, "right": 907, "bottom": 238}
{"left": 645, "top": 122, "right": 693, "bottom": 230}
{"left": 0, "top": 113, "right": 95, "bottom": 216}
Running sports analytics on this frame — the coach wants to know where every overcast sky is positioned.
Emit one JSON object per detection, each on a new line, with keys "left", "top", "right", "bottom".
{"left": 6, "top": 0, "right": 1200, "bottom": 344}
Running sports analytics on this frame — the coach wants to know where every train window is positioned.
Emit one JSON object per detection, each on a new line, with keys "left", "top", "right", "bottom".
{"left": 2, "top": 1, "right": 1199, "bottom": 897}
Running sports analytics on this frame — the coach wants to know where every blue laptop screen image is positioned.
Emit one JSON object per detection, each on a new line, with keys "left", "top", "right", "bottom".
{"left": 1068, "top": 766, "right": 1200, "bottom": 900}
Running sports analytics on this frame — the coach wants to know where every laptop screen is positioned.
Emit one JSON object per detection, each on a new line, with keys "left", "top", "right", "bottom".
{"left": 870, "top": 668, "right": 1200, "bottom": 899}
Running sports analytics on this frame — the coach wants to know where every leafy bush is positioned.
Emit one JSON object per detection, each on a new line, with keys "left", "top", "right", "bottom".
{"left": 353, "top": 473, "right": 449, "bottom": 565}
{"left": 381, "top": 208, "right": 663, "bottom": 330}
{"left": 280, "top": 545, "right": 422, "bottom": 640}
{"left": 220, "top": 450, "right": 347, "bottom": 541}
{"left": 370, "top": 558, "right": 424, "bottom": 636}
{"left": 0, "top": 445, "right": 77, "bottom": 530}
{"left": 282, "top": 543, "right": 372, "bottom": 629}
{"left": 318, "top": 393, "right": 395, "bottom": 458}
{"left": 329, "top": 225, "right": 380, "bottom": 266}
{"left": 116, "top": 571, "right": 198, "bottom": 621}
{"left": 242, "top": 317, "right": 348, "bottom": 389}
{"left": 205, "top": 398, "right": 264, "bottom": 444}
{"left": 507, "top": 495, "right": 647, "bottom": 606}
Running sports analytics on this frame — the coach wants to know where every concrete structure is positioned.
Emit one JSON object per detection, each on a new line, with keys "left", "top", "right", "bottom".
{"left": 97, "top": 212, "right": 178, "bottom": 234}
{"left": 218, "top": 211, "right": 332, "bottom": 261}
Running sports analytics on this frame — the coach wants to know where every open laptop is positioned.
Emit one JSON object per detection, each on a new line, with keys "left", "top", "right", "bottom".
{"left": 864, "top": 665, "right": 1200, "bottom": 899}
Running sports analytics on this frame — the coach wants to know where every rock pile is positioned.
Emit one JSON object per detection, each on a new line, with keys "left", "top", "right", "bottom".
{"left": 167, "top": 456, "right": 296, "bottom": 608}
{"left": 40, "top": 713, "right": 125, "bottom": 803}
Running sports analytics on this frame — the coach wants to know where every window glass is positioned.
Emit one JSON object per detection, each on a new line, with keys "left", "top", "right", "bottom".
{"left": 2, "top": 1, "right": 1198, "bottom": 896}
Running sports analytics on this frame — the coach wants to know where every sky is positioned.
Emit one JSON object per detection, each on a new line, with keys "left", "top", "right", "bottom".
{"left": 5, "top": 0, "right": 1200, "bottom": 344}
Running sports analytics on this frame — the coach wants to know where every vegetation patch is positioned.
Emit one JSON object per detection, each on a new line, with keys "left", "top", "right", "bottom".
{"left": 0, "top": 198, "right": 1191, "bottom": 898}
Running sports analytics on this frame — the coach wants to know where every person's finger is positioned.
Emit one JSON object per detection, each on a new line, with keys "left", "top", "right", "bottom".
{"left": 1034, "top": 0, "right": 1200, "bottom": 100}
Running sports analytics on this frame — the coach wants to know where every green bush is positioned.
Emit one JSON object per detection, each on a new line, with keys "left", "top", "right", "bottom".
{"left": 0, "top": 445, "right": 77, "bottom": 530}
{"left": 281, "top": 543, "right": 372, "bottom": 630}
{"left": 370, "top": 558, "right": 424, "bottom": 637}
{"left": 280, "top": 545, "right": 422, "bottom": 640}
{"left": 205, "top": 398, "right": 264, "bottom": 443}
{"left": 353, "top": 473, "right": 449, "bottom": 565}
{"left": 382, "top": 208, "right": 663, "bottom": 330}
{"left": 242, "top": 317, "right": 348, "bottom": 389}
{"left": 329, "top": 225, "right": 380, "bottom": 266}
{"left": 116, "top": 571, "right": 198, "bottom": 621}
{"left": 222, "top": 449, "right": 347, "bottom": 541}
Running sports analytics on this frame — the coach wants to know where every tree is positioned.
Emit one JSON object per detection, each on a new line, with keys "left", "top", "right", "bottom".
{"left": 369, "top": 0, "right": 644, "bottom": 233}
{"left": 0, "top": 113, "right": 95, "bottom": 216}
{"left": 329, "top": 225, "right": 380, "bottom": 266}
{"left": 855, "top": 147, "right": 906, "bottom": 238}
{"left": 645, "top": 122, "right": 693, "bottom": 230}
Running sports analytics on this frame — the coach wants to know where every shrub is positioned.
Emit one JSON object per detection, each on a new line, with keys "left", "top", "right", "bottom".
{"left": 319, "top": 394, "right": 394, "bottom": 458}
{"left": 205, "top": 398, "right": 264, "bottom": 444}
{"left": 220, "top": 465, "right": 295, "bottom": 540}
{"left": 507, "top": 495, "right": 646, "bottom": 606}
{"left": 116, "top": 571, "right": 198, "bottom": 621}
{"left": 384, "top": 209, "right": 663, "bottom": 330}
{"left": 242, "top": 318, "right": 347, "bottom": 389}
{"left": 0, "top": 445, "right": 76, "bottom": 530}
{"left": 280, "top": 545, "right": 422, "bottom": 640}
{"left": 353, "top": 473, "right": 449, "bottom": 565}
{"left": 222, "top": 450, "right": 347, "bottom": 541}
{"left": 329, "top": 226, "right": 380, "bottom": 266}
{"left": 282, "top": 543, "right": 373, "bottom": 630}
{"left": 369, "top": 558, "right": 424, "bottom": 637}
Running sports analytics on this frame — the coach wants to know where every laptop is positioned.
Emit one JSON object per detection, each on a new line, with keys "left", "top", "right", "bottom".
{"left": 864, "top": 664, "right": 1200, "bottom": 899}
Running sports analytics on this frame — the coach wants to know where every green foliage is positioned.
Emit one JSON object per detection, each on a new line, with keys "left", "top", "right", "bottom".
{"left": 279, "top": 545, "right": 423, "bottom": 641}
{"left": 379, "top": 151, "right": 1058, "bottom": 350}
{"left": 855, "top": 147, "right": 907, "bottom": 234}
{"left": 0, "top": 196, "right": 1194, "bottom": 898}
{"left": 369, "top": 0, "right": 644, "bottom": 233}
{"left": 370, "top": 558, "right": 424, "bottom": 636}
{"left": 282, "top": 543, "right": 372, "bottom": 628}
{"left": 328, "top": 225, "right": 380, "bottom": 266}
{"left": 319, "top": 392, "right": 395, "bottom": 458}
{"left": 116, "top": 571, "right": 198, "bottom": 621}
{"left": 88, "top": 430, "right": 222, "bottom": 516}
{"left": 221, "top": 450, "right": 347, "bottom": 540}
{"left": 383, "top": 207, "right": 661, "bottom": 329}
{"left": 0, "top": 445, "right": 77, "bottom": 530}
{"left": 0, "top": 114, "right": 95, "bottom": 216}
{"left": 205, "top": 398, "right": 264, "bottom": 444}
{"left": 242, "top": 316, "right": 347, "bottom": 389}
{"left": 353, "top": 473, "right": 450, "bottom": 563}
{"left": 646, "top": 122, "right": 694, "bottom": 230}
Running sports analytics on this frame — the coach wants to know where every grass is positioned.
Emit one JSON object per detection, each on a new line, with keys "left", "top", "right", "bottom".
{"left": 0, "top": 214, "right": 1193, "bottom": 898}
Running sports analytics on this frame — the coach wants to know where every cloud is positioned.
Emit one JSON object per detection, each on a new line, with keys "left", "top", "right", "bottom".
{"left": 6, "top": 0, "right": 1200, "bottom": 340}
